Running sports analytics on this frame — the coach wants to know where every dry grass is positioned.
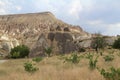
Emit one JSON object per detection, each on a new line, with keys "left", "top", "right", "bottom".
{"left": 0, "top": 49, "right": 120, "bottom": 80}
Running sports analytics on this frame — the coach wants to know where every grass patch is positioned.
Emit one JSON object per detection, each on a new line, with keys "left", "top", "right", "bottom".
{"left": 0, "top": 49, "right": 120, "bottom": 80}
{"left": 103, "top": 55, "right": 114, "bottom": 62}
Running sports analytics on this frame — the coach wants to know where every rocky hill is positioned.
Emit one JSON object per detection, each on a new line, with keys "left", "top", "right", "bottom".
{"left": 0, "top": 12, "right": 94, "bottom": 57}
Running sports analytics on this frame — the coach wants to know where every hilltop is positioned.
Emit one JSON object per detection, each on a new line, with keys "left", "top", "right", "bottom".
{"left": 0, "top": 12, "right": 115, "bottom": 57}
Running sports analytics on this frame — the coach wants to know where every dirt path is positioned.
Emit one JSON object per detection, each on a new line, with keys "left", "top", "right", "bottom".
{"left": 0, "top": 60, "right": 6, "bottom": 63}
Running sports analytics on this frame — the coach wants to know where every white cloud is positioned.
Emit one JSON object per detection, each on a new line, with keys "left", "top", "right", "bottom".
{"left": 69, "top": 0, "right": 83, "bottom": 19}
{"left": 87, "top": 20, "right": 103, "bottom": 25}
{"left": 32, "top": 0, "right": 83, "bottom": 24}
{"left": 0, "top": 0, "right": 22, "bottom": 15}
{"left": 0, "top": 1, "right": 5, "bottom": 6}
{"left": 15, "top": 6, "right": 22, "bottom": 11}
{"left": 0, "top": 0, "right": 10, "bottom": 14}
{"left": 0, "top": 9, "right": 6, "bottom": 14}
{"left": 86, "top": 20, "right": 120, "bottom": 36}
{"left": 33, "top": 0, "right": 57, "bottom": 13}
{"left": 80, "top": 0, "right": 95, "bottom": 11}
{"left": 103, "top": 23, "right": 120, "bottom": 36}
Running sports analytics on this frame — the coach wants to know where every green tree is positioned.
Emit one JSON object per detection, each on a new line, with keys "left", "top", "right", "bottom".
{"left": 91, "top": 34, "right": 107, "bottom": 52}
{"left": 112, "top": 37, "right": 120, "bottom": 49}
{"left": 10, "top": 45, "right": 29, "bottom": 58}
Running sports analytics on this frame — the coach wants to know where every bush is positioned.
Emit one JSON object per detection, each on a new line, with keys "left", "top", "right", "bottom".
{"left": 85, "top": 53, "right": 94, "bottom": 59}
{"left": 32, "top": 57, "right": 43, "bottom": 63}
{"left": 64, "top": 53, "right": 80, "bottom": 64}
{"left": 78, "top": 48, "right": 86, "bottom": 52}
{"left": 91, "top": 34, "right": 107, "bottom": 52}
{"left": 10, "top": 45, "right": 29, "bottom": 58}
{"left": 89, "top": 55, "right": 98, "bottom": 70}
{"left": 11, "top": 52, "right": 20, "bottom": 59}
{"left": 103, "top": 55, "right": 114, "bottom": 62}
{"left": 24, "top": 62, "right": 38, "bottom": 73}
{"left": 100, "top": 67, "right": 120, "bottom": 80}
{"left": 44, "top": 47, "right": 52, "bottom": 57}
{"left": 112, "top": 37, "right": 120, "bottom": 49}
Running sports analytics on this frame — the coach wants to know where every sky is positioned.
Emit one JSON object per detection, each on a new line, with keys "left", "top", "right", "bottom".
{"left": 0, "top": 0, "right": 120, "bottom": 36}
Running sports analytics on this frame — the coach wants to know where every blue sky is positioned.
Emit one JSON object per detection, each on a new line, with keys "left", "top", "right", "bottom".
{"left": 0, "top": 0, "right": 120, "bottom": 36}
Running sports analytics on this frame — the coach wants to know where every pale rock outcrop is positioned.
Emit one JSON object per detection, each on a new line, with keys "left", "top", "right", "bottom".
{"left": 1, "top": 12, "right": 116, "bottom": 57}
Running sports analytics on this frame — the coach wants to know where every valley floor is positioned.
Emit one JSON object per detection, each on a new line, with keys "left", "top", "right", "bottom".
{"left": 0, "top": 49, "right": 120, "bottom": 80}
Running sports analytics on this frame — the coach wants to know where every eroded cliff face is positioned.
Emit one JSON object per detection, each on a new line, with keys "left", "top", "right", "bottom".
{"left": 0, "top": 34, "right": 19, "bottom": 56}
{"left": 0, "top": 12, "right": 92, "bottom": 57}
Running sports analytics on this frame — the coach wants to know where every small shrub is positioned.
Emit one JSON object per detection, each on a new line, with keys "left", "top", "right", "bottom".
{"left": 89, "top": 55, "right": 98, "bottom": 70}
{"left": 11, "top": 52, "right": 20, "bottom": 59}
{"left": 32, "top": 57, "right": 43, "bottom": 63}
{"left": 78, "top": 48, "right": 86, "bottom": 52}
{"left": 58, "top": 55, "right": 66, "bottom": 60}
{"left": 103, "top": 55, "right": 114, "bottom": 62}
{"left": 10, "top": 45, "right": 29, "bottom": 58}
{"left": 24, "top": 62, "right": 38, "bottom": 73}
{"left": 44, "top": 47, "right": 52, "bottom": 57}
{"left": 100, "top": 67, "right": 120, "bottom": 80}
{"left": 65, "top": 53, "right": 80, "bottom": 64}
{"left": 85, "top": 53, "right": 94, "bottom": 59}
{"left": 112, "top": 37, "right": 120, "bottom": 49}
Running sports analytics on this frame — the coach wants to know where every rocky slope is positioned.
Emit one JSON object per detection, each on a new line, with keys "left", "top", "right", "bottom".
{"left": 0, "top": 12, "right": 100, "bottom": 57}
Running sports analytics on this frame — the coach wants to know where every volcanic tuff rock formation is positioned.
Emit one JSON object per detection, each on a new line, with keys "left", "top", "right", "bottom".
{"left": 0, "top": 12, "right": 93, "bottom": 57}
